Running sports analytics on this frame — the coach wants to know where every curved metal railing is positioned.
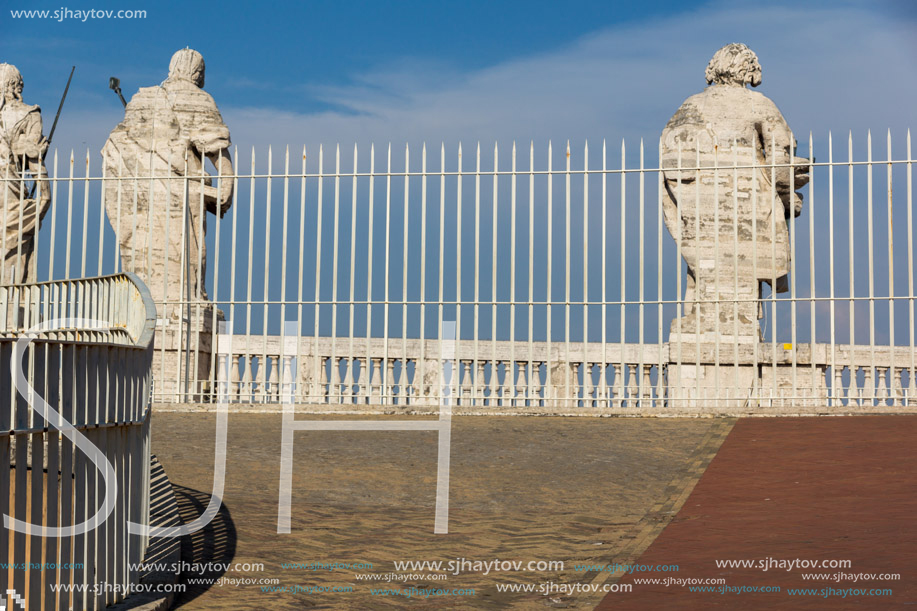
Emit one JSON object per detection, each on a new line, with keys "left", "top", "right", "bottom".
{"left": 1, "top": 273, "right": 156, "bottom": 610}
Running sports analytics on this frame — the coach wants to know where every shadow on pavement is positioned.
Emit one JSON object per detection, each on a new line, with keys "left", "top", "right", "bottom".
{"left": 170, "top": 484, "right": 237, "bottom": 608}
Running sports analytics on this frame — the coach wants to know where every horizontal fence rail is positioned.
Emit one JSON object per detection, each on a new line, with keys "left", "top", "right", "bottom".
{"left": 3, "top": 131, "right": 915, "bottom": 412}
{"left": 0, "top": 273, "right": 156, "bottom": 610}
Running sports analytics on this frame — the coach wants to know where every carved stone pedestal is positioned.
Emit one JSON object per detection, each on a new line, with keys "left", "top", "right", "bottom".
{"left": 152, "top": 302, "right": 224, "bottom": 403}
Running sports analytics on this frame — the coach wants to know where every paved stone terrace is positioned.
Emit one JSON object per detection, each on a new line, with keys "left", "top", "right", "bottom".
{"left": 597, "top": 415, "right": 917, "bottom": 609}
{"left": 150, "top": 413, "right": 730, "bottom": 609}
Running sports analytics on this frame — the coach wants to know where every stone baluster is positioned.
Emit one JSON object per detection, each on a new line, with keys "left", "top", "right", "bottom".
{"left": 408, "top": 359, "right": 424, "bottom": 405}
{"left": 596, "top": 363, "right": 607, "bottom": 407}
{"left": 611, "top": 364, "right": 623, "bottom": 408}
{"left": 342, "top": 358, "right": 354, "bottom": 403}
{"left": 282, "top": 355, "right": 294, "bottom": 403}
{"left": 457, "top": 360, "right": 471, "bottom": 404}
{"left": 231, "top": 355, "right": 241, "bottom": 402}
{"left": 401, "top": 358, "right": 412, "bottom": 403}
{"left": 268, "top": 355, "right": 280, "bottom": 401}
{"left": 353, "top": 357, "right": 365, "bottom": 403}
{"left": 476, "top": 361, "right": 487, "bottom": 406}
{"left": 319, "top": 356, "right": 330, "bottom": 403}
{"left": 892, "top": 368, "right": 905, "bottom": 407}
{"left": 862, "top": 367, "right": 874, "bottom": 407}
{"left": 627, "top": 364, "right": 639, "bottom": 407}
{"left": 327, "top": 357, "right": 340, "bottom": 404}
{"left": 385, "top": 359, "right": 396, "bottom": 405}
{"left": 515, "top": 361, "right": 527, "bottom": 407}
{"left": 641, "top": 364, "right": 653, "bottom": 407}
{"left": 530, "top": 362, "right": 543, "bottom": 407}
{"left": 488, "top": 361, "right": 498, "bottom": 406}
{"left": 581, "top": 363, "right": 593, "bottom": 408}
{"left": 846, "top": 366, "right": 858, "bottom": 407}
{"left": 816, "top": 365, "right": 829, "bottom": 405}
{"left": 216, "top": 353, "right": 228, "bottom": 403}
{"left": 875, "top": 366, "right": 888, "bottom": 406}
{"left": 909, "top": 369, "right": 917, "bottom": 407}
{"left": 833, "top": 366, "right": 844, "bottom": 407}
{"left": 241, "top": 355, "right": 253, "bottom": 402}
{"left": 500, "top": 361, "right": 513, "bottom": 407}
{"left": 573, "top": 362, "right": 583, "bottom": 407}
{"left": 370, "top": 357, "right": 382, "bottom": 403}
{"left": 253, "top": 357, "right": 266, "bottom": 403}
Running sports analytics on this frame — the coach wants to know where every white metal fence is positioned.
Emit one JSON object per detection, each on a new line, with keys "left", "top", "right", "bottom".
{"left": 6, "top": 131, "right": 916, "bottom": 411}
{"left": 0, "top": 273, "right": 156, "bottom": 609}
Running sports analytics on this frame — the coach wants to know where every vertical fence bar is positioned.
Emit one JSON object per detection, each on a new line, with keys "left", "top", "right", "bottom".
{"left": 848, "top": 134, "right": 857, "bottom": 404}
{"left": 98, "top": 161, "right": 106, "bottom": 275}
{"left": 546, "top": 142, "right": 553, "bottom": 407}
{"left": 808, "top": 133, "right": 817, "bottom": 401}
{"left": 620, "top": 140, "right": 627, "bottom": 407}
{"left": 65, "top": 151, "right": 74, "bottom": 279}
{"left": 382, "top": 144, "right": 392, "bottom": 404}
{"left": 246, "top": 149, "right": 257, "bottom": 402}
{"left": 887, "top": 131, "right": 895, "bottom": 406}
{"left": 419, "top": 144, "right": 428, "bottom": 403}
{"left": 868, "top": 131, "right": 876, "bottom": 405}
{"left": 491, "top": 143, "right": 499, "bottom": 405}
{"left": 731, "top": 140, "right": 740, "bottom": 402}
{"left": 80, "top": 149, "right": 90, "bottom": 278}
{"left": 402, "top": 144, "right": 410, "bottom": 404}
{"left": 583, "top": 141, "right": 589, "bottom": 407}
{"left": 473, "top": 144, "right": 481, "bottom": 405}
{"left": 48, "top": 151, "right": 60, "bottom": 279}
{"left": 770, "top": 135, "right": 778, "bottom": 406}
{"left": 228, "top": 146, "right": 241, "bottom": 400}
{"left": 528, "top": 142, "right": 536, "bottom": 406}
{"left": 828, "top": 133, "right": 837, "bottom": 405}
{"left": 437, "top": 144, "right": 445, "bottom": 404}
{"left": 907, "top": 130, "right": 914, "bottom": 405}
{"left": 656, "top": 139, "right": 664, "bottom": 405}
{"left": 456, "top": 143, "right": 463, "bottom": 408}
{"left": 638, "top": 140, "right": 645, "bottom": 405}
{"left": 602, "top": 141, "right": 608, "bottom": 407}
{"left": 565, "top": 142, "right": 571, "bottom": 406}
{"left": 262, "top": 147, "right": 275, "bottom": 402}
{"left": 511, "top": 142, "right": 518, "bottom": 408}
{"left": 788, "top": 131, "right": 798, "bottom": 404}
{"left": 349, "top": 144, "right": 359, "bottom": 404}
{"left": 365, "top": 146, "right": 374, "bottom": 403}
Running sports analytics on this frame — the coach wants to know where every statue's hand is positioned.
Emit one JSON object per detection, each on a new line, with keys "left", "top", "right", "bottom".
{"left": 792, "top": 156, "right": 810, "bottom": 190}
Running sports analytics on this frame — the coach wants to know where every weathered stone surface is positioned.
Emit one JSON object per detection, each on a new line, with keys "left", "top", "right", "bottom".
{"left": 663, "top": 44, "right": 812, "bottom": 409}
{"left": 102, "top": 48, "right": 233, "bottom": 310}
{"left": 661, "top": 43, "right": 809, "bottom": 341}
{"left": 0, "top": 63, "right": 50, "bottom": 284}
{"left": 103, "top": 49, "right": 233, "bottom": 399}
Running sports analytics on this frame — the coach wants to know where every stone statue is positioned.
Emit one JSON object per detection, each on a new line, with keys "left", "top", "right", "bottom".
{"left": 102, "top": 48, "right": 234, "bottom": 399}
{"left": 102, "top": 47, "right": 233, "bottom": 311}
{"left": 0, "top": 63, "right": 50, "bottom": 284}
{"left": 661, "top": 43, "right": 809, "bottom": 342}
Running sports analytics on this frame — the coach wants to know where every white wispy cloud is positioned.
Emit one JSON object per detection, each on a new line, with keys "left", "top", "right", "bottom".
{"left": 48, "top": 2, "right": 914, "bottom": 162}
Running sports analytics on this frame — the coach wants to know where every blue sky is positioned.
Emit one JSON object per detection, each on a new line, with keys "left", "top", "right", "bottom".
{"left": 3, "top": 0, "right": 916, "bottom": 345}
{"left": 3, "top": 0, "right": 915, "bottom": 153}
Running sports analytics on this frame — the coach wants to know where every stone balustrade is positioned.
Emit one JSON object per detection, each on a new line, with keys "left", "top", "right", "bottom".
{"left": 211, "top": 335, "right": 916, "bottom": 411}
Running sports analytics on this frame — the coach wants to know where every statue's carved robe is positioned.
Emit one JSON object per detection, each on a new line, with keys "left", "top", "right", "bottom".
{"left": 660, "top": 85, "right": 804, "bottom": 339}
{"left": 0, "top": 102, "right": 49, "bottom": 283}
{"left": 102, "top": 78, "right": 231, "bottom": 313}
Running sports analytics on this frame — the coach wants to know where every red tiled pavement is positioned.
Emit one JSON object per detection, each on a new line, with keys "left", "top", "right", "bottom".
{"left": 597, "top": 416, "right": 917, "bottom": 610}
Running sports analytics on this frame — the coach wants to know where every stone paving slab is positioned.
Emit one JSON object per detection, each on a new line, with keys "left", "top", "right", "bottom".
{"left": 149, "top": 413, "right": 730, "bottom": 609}
{"left": 597, "top": 415, "right": 917, "bottom": 610}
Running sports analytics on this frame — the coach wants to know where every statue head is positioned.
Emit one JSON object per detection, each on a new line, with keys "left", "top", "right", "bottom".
{"left": 168, "top": 48, "right": 205, "bottom": 87}
{"left": 704, "top": 43, "right": 762, "bottom": 88}
{"left": 0, "top": 63, "right": 24, "bottom": 101}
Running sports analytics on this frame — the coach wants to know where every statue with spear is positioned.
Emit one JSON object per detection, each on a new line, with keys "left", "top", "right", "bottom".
{"left": 0, "top": 63, "right": 73, "bottom": 284}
